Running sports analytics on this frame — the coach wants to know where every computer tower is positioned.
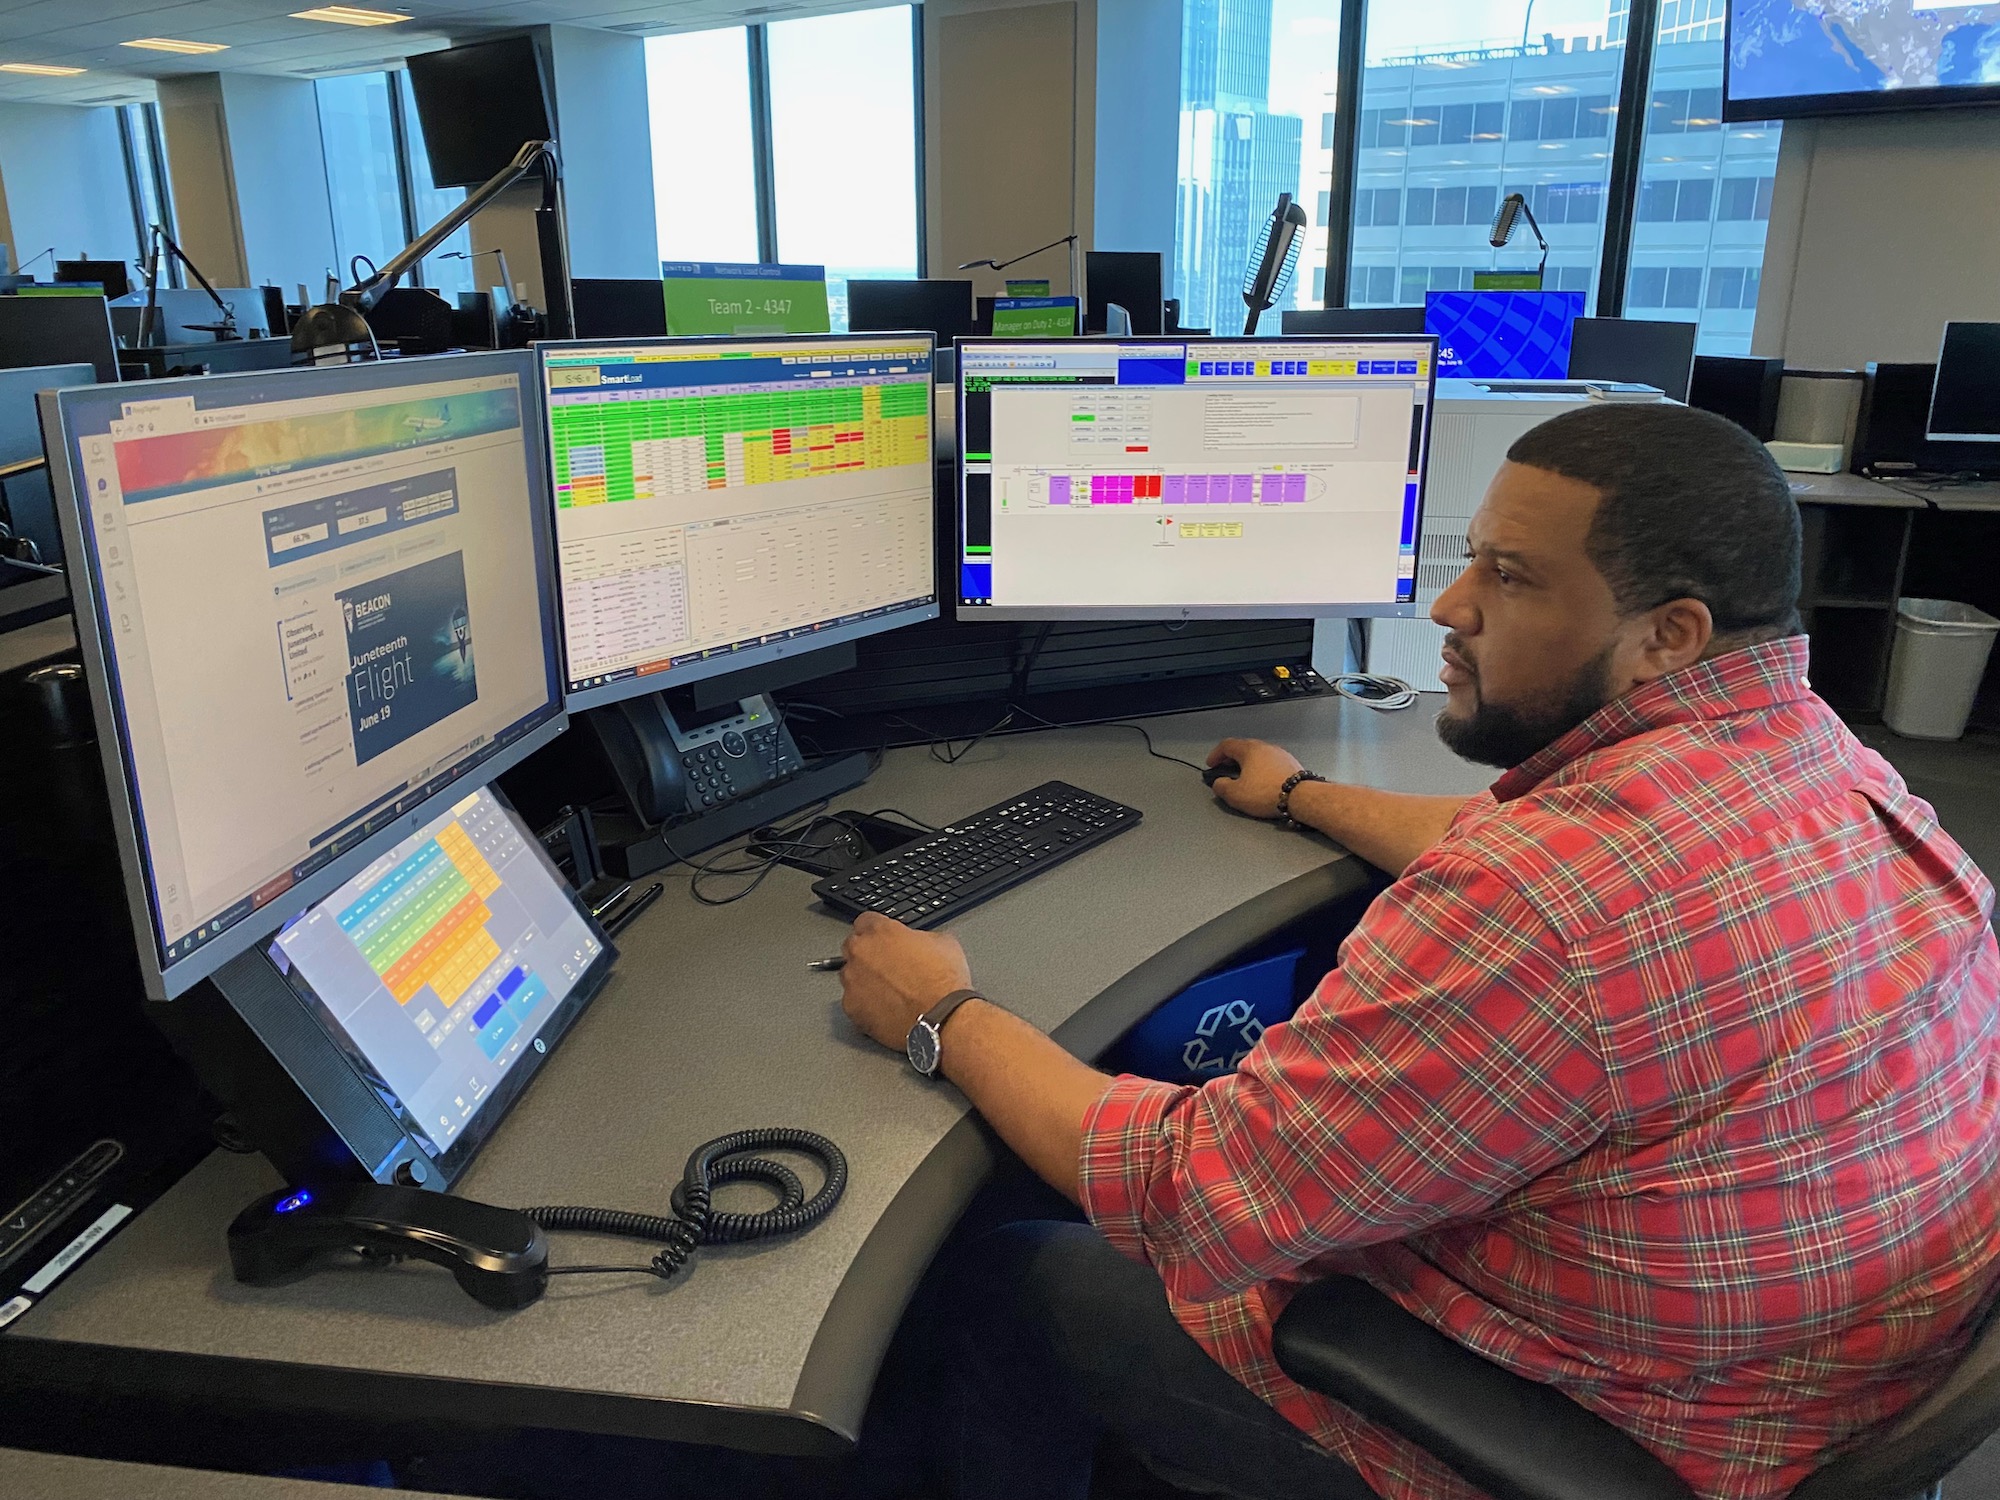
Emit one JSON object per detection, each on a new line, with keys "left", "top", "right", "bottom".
{"left": 1688, "top": 355, "right": 1784, "bottom": 442}
{"left": 1852, "top": 362, "right": 1996, "bottom": 477}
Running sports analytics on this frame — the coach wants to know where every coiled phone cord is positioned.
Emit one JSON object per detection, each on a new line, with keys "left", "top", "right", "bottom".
{"left": 523, "top": 1126, "right": 848, "bottom": 1282}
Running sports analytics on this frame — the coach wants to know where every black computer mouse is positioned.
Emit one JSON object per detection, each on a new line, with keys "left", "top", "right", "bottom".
{"left": 1202, "top": 758, "right": 1240, "bottom": 789}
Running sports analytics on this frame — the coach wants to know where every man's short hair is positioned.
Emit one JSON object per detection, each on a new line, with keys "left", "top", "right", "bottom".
{"left": 1505, "top": 404, "right": 1801, "bottom": 639}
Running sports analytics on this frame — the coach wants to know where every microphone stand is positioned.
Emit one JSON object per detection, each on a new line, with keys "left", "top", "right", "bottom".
{"left": 343, "top": 140, "right": 572, "bottom": 340}
{"left": 138, "top": 223, "right": 239, "bottom": 344}
{"left": 959, "top": 232, "right": 1080, "bottom": 301}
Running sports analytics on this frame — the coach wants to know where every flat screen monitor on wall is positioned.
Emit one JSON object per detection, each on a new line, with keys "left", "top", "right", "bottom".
{"left": 405, "top": 36, "right": 554, "bottom": 188}
{"left": 1725, "top": 0, "right": 2000, "bottom": 119}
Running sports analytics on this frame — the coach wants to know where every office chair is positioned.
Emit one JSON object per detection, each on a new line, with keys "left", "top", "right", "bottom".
{"left": 1272, "top": 1275, "right": 2000, "bottom": 1500}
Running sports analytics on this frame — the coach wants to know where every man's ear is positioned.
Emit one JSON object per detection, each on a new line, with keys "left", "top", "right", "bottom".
{"left": 1626, "top": 597, "right": 1713, "bottom": 685}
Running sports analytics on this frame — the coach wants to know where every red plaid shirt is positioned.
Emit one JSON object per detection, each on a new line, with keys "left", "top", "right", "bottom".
{"left": 1080, "top": 637, "right": 2000, "bottom": 1500}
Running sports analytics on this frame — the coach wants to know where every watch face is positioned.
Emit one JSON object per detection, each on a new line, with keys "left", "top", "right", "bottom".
{"left": 907, "top": 1021, "right": 941, "bottom": 1076}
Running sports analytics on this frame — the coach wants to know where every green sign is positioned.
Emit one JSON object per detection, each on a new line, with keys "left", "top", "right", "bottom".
{"left": 660, "top": 262, "right": 831, "bottom": 335}
{"left": 1473, "top": 271, "right": 1544, "bottom": 291}
{"left": 1004, "top": 279, "right": 1051, "bottom": 297}
{"left": 991, "top": 297, "right": 1077, "bottom": 338}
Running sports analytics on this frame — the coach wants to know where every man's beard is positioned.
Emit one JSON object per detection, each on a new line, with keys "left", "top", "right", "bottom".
{"left": 1435, "top": 640, "right": 1617, "bottom": 769}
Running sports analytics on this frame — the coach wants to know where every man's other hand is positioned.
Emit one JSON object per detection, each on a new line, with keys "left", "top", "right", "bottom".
{"left": 840, "top": 912, "right": 974, "bottom": 1052}
{"left": 1207, "top": 738, "right": 1305, "bottom": 820}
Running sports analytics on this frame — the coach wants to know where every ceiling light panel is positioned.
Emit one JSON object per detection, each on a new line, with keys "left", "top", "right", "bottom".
{"left": 122, "top": 38, "right": 231, "bottom": 54}
{"left": 290, "top": 6, "right": 410, "bottom": 24}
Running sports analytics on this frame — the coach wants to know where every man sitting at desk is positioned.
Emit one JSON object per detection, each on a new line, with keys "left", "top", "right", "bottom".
{"left": 837, "top": 404, "right": 2000, "bottom": 1500}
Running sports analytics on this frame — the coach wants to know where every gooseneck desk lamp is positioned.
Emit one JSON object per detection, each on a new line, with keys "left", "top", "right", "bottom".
{"left": 293, "top": 139, "right": 572, "bottom": 364}
{"left": 959, "top": 232, "right": 1082, "bottom": 302}
{"left": 1241, "top": 193, "right": 1309, "bottom": 335}
{"left": 1489, "top": 191, "right": 1550, "bottom": 288}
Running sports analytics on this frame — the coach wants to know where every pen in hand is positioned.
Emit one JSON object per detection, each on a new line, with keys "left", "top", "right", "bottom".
{"left": 806, "top": 956, "right": 847, "bottom": 973}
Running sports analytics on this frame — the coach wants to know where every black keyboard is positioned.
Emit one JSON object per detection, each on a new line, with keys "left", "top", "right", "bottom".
{"left": 812, "top": 781, "right": 1141, "bottom": 928}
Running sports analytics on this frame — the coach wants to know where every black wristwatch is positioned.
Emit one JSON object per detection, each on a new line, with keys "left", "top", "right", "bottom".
{"left": 907, "top": 988, "right": 986, "bottom": 1078}
{"left": 1276, "top": 770, "right": 1327, "bottom": 828}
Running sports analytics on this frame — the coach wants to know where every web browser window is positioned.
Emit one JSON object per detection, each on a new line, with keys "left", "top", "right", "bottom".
{"left": 60, "top": 359, "right": 562, "bottom": 975}
{"left": 956, "top": 337, "right": 1434, "bottom": 619}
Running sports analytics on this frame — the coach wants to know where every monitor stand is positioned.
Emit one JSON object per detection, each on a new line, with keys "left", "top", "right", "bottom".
{"left": 582, "top": 644, "right": 874, "bottom": 879}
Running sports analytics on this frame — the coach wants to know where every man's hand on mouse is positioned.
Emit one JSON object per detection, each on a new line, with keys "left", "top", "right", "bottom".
{"left": 1206, "top": 738, "right": 1305, "bottom": 821}
{"left": 839, "top": 911, "right": 974, "bottom": 1051}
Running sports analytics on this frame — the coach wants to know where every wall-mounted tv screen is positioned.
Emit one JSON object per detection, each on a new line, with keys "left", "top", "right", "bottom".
{"left": 1726, "top": 0, "right": 2000, "bottom": 120}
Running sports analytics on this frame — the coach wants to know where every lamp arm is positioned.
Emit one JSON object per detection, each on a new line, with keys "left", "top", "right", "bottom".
{"left": 962, "top": 233, "right": 1079, "bottom": 273}
{"left": 1519, "top": 200, "right": 1550, "bottom": 281}
{"left": 152, "top": 224, "right": 235, "bottom": 331}
{"left": 347, "top": 141, "right": 562, "bottom": 314}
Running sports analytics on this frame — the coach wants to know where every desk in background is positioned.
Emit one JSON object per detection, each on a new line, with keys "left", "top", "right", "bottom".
{"left": 0, "top": 696, "right": 1488, "bottom": 1472}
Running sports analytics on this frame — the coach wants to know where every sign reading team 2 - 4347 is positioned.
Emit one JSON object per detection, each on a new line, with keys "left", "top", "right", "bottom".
{"left": 660, "top": 263, "right": 831, "bottom": 337}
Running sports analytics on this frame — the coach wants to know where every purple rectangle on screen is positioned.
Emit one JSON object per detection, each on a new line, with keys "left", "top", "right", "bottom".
{"left": 1231, "top": 474, "right": 1254, "bottom": 503}
{"left": 1287, "top": 473, "right": 1307, "bottom": 502}
{"left": 1258, "top": 474, "right": 1277, "bottom": 503}
{"left": 1164, "top": 475, "right": 1185, "bottom": 503}
{"left": 1050, "top": 476, "right": 1071, "bottom": 505}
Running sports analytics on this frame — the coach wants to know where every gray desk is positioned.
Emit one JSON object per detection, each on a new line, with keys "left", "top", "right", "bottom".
{"left": 0, "top": 1447, "right": 457, "bottom": 1499}
{"left": 1886, "top": 478, "right": 2000, "bottom": 512}
{"left": 1787, "top": 472, "right": 1925, "bottom": 509}
{"left": 1, "top": 696, "right": 1487, "bottom": 1460}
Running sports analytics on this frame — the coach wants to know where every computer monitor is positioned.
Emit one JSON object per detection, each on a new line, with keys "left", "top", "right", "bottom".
{"left": 1085, "top": 252, "right": 1165, "bottom": 336}
{"left": 955, "top": 336, "right": 1435, "bottom": 620}
{"left": 847, "top": 279, "right": 976, "bottom": 343}
{"left": 1567, "top": 317, "right": 1697, "bottom": 403}
{"left": 0, "top": 361, "right": 92, "bottom": 632}
{"left": 1280, "top": 307, "right": 1427, "bottom": 336}
{"left": 1927, "top": 323, "right": 2000, "bottom": 442}
{"left": 0, "top": 294, "right": 118, "bottom": 383}
{"left": 43, "top": 351, "right": 572, "bottom": 1002}
{"left": 537, "top": 334, "right": 940, "bottom": 711}
{"left": 56, "top": 259, "right": 132, "bottom": 302}
{"left": 109, "top": 287, "right": 270, "bottom": 346}
{"left": 570, "top": 277, "right": 669, "bottom": 340}
{"left": 1425, "top": 290, "right": 1585, "bottom": 381}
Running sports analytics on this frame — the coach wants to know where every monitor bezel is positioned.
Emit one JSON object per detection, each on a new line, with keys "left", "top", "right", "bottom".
{"left": 1721, "top": 1, "right": 2000, "bottom": 123}
{"left": 45, "top": 349, "right": 571, "bottom": 1002}
{"left": 535, "top": 332, "right": 943, "bottom": 712}
{"left": 1925, "top": 322, "right": 2000, "bottom": 444}
{"left": 952, "top": 333, "right": 1438, "bottom": 623}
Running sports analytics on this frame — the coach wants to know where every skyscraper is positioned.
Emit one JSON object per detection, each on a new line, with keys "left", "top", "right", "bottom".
{"left": 1174, "top": 0, "right": 1305, "bottom": 332}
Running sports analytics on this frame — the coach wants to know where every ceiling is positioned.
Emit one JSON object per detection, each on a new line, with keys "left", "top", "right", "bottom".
{"left": 0, "top": 0, "right": 892, "bottom": 105}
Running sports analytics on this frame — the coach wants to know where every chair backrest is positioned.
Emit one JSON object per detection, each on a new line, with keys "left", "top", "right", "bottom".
{"left": 1790, "top": 1297, "right": 2000, "bottom": 1500}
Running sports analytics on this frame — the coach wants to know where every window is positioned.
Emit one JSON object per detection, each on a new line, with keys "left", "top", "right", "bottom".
{"left": 767, "top": 6, "right": 919, "bottom": 332}
{"left": 119, "top": 102, "right": 179, "bottom": 286}
{"left": 1318, "top": 189, "right": 1332, "bottom": 226}
{"left": 645, "top": 11, "right": 922, "bottom": 332}
{"left": 1625, "top": 27, "right": 1781, "bottom": 354}
{"left": 316, "top": 73, "right": 405, "bottom": 286}
{"left": 1349, "top": 14, "right": 1625, "bottom": 310}
{"left": 1174, "top": 0, "right": 1341, "bottom": 329}
{"left": 645, "top": 28, "right": 760, "bottom": 265}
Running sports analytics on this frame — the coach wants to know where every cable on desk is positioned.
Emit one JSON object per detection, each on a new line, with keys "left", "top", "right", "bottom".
{"left": 1002, "top": 703, "right": 1210, "bottom": 773}
{"left": 1332, "top": 673, "right": 1419, "bottom": 712}
{"left": 525, "top": 1127, "right": 847, "bottom": 1283}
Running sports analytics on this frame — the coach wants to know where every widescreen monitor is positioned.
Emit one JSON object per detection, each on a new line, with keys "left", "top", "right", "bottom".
{"left": 1281, "top": 307, "right": 1427, "bottom": 336}
{"left": 1426, "top": 291, "right": 1584, "bottom": 381}
{"left": 43, "top": 350, "right": 570, "bottom": 1000}
{"left": 570, "top": 278, "right": 669, "bottom": 340}
{"left": 847, "top": 279, "right": 976, "bottom": 343}
{"left": 1567, "top": 317, "right": 1698, "bottom": 403}
{"left": 955, "top": 336, "right": 1435, "bottom": 621}
{"left": 0, "top": 294, "right": 118, "bottom": 383}
{"left": 1725, "top": 0, "right": 2000, "bottom": 120}
{"left": 1927, "top": 323, "right": 2000, "bottom": 443}
{"left": 1085, "top": 251, "right": 1164, "bottom": 336}
{"left": 405, "top": 36, "right": 553, "bottom": 188}
{"left": 538, "top": 334, "right": 939, "bottom": 710}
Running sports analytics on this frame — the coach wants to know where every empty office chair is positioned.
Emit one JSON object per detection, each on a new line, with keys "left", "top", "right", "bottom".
{"left": 1272, "top": 1275, "right": 2000, "bottom": 1500}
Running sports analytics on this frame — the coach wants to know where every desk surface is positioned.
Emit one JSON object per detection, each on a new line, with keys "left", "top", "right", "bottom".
{"left": 1788, "top": 472, "right": 1926, "bottom": 508}
{"left": 3, "top": 695, "right": 1488, "bottom": 1457}
{"left": 0, "top": 1448, "right": 457, "bottom": 1500}
{"left": 1884, "top": 478, "right": 2000, "bottom": 512}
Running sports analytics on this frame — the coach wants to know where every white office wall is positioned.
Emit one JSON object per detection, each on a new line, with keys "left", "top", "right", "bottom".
{"left": 1754, "top": 109, "right": 2000, "bottom": 368}
{"left": 0, "top": 102, "right": 137, "bottom": 273}
{"left": 1094, "top": 0, "right": 1180, "bottom": 282}
{"left": 926, "top": 0, "right": 1097, "bottom": 299}
{"left": 545, "top": 26, "right": 659, "bottom": 278}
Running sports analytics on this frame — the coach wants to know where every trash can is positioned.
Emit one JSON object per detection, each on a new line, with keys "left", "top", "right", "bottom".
{"left": 1883, "top": 599, "right": 2000, "bottom": 741}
